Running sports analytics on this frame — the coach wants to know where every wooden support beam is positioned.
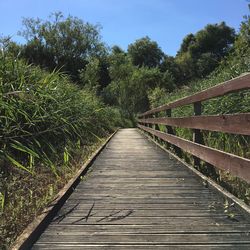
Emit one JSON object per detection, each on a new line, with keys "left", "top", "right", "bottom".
{"left": 138, "top": 113, "right": 250, "bottom": 136}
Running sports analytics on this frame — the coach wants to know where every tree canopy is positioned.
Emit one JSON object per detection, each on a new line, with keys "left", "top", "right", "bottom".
{"left": 176, "top": 22, "right": 236, "bottom": 79}
{"left": 19, "top": 12, "right": 106, "bottom": 81}
{"left": 127, "top": 36, "right": 164, "bottom": 68}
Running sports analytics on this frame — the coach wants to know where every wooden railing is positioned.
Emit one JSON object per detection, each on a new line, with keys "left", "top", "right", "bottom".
{"left": 137, "top": 73, "right": 250, "bottom": 183}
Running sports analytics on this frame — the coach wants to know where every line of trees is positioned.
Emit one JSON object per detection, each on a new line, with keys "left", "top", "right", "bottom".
{"left": 1, "top": 12, "right": 241, "bottom": 120}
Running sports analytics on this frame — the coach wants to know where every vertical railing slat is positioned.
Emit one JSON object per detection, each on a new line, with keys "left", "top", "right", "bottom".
{"left": 165, "top": 109, "right": 182, "bottom": 157}
{"left": 193, "top": 102, "right": 203, "bottom": 167}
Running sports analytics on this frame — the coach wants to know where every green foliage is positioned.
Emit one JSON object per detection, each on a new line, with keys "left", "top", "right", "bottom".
{"left": 0, "top": 191, "right": 5, "bottom": 212}
{"left": 0, "top": 53, "right": 120, "bottom": 176}
{"left": 178, "top": 33, "right": 196, "bottom": 54}
{"left": 147, "top": 87, "right": 169, "bottom": 108}
{"left": 160, "top": 55, "right": 183, "bottom": 85}
{"left": 102, "top": 45, "right": 176, "bottom": 116}
{"left": 228, "top": 9, "right": 250, "bottom": 75}
{"left": 79, "top": 56, "right": 111, "bottom": 93}
{"left": 103, "top": 49, "right": 171, "bottom": 115}
{"left": 234, "top": 13, "right": 250, "bottom": 56}
{"left": 0, "top": 36, "right": 22, "bottom": 58}
{"left": 79, "top": 58, "right": 101, "bottom": 91}
{"left": 181, "top": 22, "right": 235, "bottom": 58}
{"left": 19, "top": 12, "right": 106, "bottom": 81}
{"left": 127, "top": 36, "right": 164, "bottom": 68}
{"left": 176, "top": 22, "right": 236, "bottom": 80}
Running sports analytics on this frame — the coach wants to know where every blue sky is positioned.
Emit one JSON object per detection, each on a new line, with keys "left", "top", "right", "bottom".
{"left": 0, "top": 0, "right": 249, "bottom": 56}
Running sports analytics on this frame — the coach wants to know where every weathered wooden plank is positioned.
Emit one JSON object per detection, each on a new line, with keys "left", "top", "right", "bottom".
{"left": 78, "top": 183, "right": 202, "bottom": 187}
{"left": 89, "top": 172, "right": 193, "bottom": 178}
{"left": 84, "top": 177, "right": 200, "bottom": 182}
{"left": 35, "top": 233, "right": 250, "bottom": 244}
{"left": 138, "top": 113, "right": 250, "bottom": 135}
{"left": 32, "top": 245, "right": 250, "bottom": 250}
{"left": 139, "top": 73, "right": 250, "bottom": 116}
{"left": 92, "top": 167, "right": 192, "bottom": 171}
{"left": 64, "top": 200, "right": 221, "bottom": 207}
{"left": 72, "top": 188, "right": 211, "bottom": 194}
{"left": 55, "top": 210, "right": 237, "bottom": 218}
{"left": 65, "top": 198, "right": 220, "bottom": 204}
{"left": 53, "top": 216, "right": 246, "bottom": 225}
{"left": 61, "top": 203, "right": 217, "bottom": 210}
{"left": 44, "top": 224, "right": 250, "bottom": 233}
{"left": 68, "top": 195, "right": 214, "bottom": 201}
{"left": 138, "top": 124, "right": 250, "bottom": 183}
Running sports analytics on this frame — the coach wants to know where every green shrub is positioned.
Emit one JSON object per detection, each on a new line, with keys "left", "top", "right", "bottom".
{"left": 0, "top": 53, "right": 122, "bottom": 176}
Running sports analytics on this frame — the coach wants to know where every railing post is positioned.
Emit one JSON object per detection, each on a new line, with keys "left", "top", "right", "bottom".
{"left": 143, "top": 115, "right": 149, "bottom": 136}
{"left": 193, "top": 102, "right": 218, "bottom": 178}
{"left": 152, "top": 114, "right": 156, "bottom": 140}
{"left": 193, "top": 102, "right": 203, "bottom": 168}
{"left": 147, "top": 114, "right": 154, "bottom": 139}
{"left": 142, "top": 115, "right": 146, "bottom": 126}
{"left": 165, "top": 109, "right": 182, "bottom": 157}
{"left": 153, "top": 113, "right": 160, "bottom": 142}
{"left": 165, "top": 109, "right": 172, "bottom": 134}
{"left": 154, "top": 113, "right": 160, "bottom": 131}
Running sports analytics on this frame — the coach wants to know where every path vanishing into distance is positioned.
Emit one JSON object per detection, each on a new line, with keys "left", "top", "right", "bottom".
{"left": 32, "top": 129, "right": 250, "bottom": 249}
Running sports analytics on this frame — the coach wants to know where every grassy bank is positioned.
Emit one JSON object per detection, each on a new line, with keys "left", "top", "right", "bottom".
{"left": 0, "top": 140, "right": 107, "bottom": 249}
{"left": 0, "top": 53, "right": 125, "bottom": 248}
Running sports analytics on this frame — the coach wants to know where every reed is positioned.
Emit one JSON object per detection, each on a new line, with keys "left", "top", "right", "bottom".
{"left": 0, "top": 52, "right": 123, "bottom": 248}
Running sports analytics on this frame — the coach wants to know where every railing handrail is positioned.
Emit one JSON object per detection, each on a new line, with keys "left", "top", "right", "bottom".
{"left": 138, "top": 124, "right": 250, "bottom": 183}
{"left": 138, "top": 73, "right": 250, "bottom": 117}
{"left": 138, "top": 113, "right": 250, "bottom": 136}
{"left": 137, "top": 72, "right": 250, "bottom": 184}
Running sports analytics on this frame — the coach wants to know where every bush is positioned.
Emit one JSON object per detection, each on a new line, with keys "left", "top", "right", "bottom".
{"left": 0, "top": 52, "right": 122, "bottom": 174}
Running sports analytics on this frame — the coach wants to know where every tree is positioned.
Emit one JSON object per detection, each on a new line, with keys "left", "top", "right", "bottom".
{"left": 193, "top": 22, "right": 235, "bottom": 58}
{"left": 79, "top": 58, "right": 100, "bottom": 91}
{"left": 147, "top": 87, "right": 169, "bottom": 109}
{"left": 176, "top": 22, "right": 236, "bottom": 79}
{"left": 127, "top": 36, "right": 164, "bottom": 68}
{"left": 19, "top": 12, "right": 106, "bottom": 81}
{"left": 103, "top": 47, "right": 167, "bottom": 115}
{"left": 0, "top": 36, "right": 22, "bottom": 57}
{"left": 160, "top": 55, "right": 183, "bottom": 85}
{"left": 234, "top": 7, "right": 250, "bottom": 57}
{"left": 79, "top": 56, "right": 111, "bottom": 93}
{"left": 111, "top": 45, "right": 125, "bottom": 54}
{"left": 177, "top": 34, "right": 196, "bottom": 55}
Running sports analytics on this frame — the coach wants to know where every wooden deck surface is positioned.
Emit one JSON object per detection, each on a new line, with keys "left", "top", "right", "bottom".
{"left": 32, "top": 128, "right": 250, "bottom": 249}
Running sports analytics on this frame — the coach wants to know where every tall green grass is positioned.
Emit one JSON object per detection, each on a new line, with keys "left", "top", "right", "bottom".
{"left": 0, "top": 52, "right": 123, "bottom": 176}
{"left": 147, "top": 46, "right": 250, "bottom": 203}
{"left": 0, "top": 51, "right": 124, "bottom": 211}
{"left": 0, "top": 51, "right": 126, "bottom": 248}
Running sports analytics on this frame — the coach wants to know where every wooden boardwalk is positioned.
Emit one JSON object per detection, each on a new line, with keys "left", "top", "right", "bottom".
{"left": 32, "top": 128, "right": 250, "bottom": 249}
